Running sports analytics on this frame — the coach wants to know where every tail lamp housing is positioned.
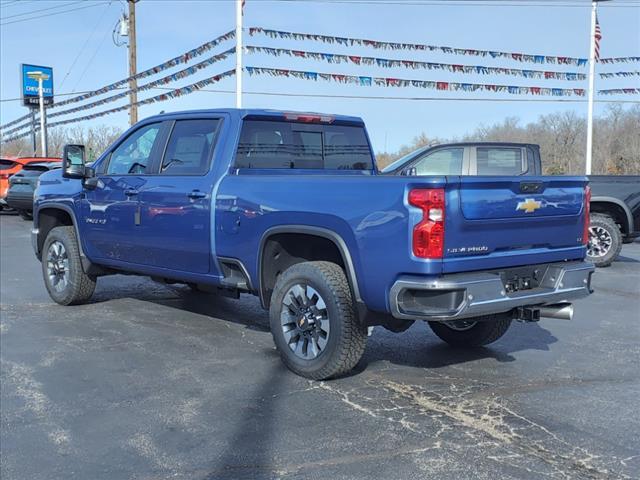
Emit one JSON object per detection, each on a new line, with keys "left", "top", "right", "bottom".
{"left": 408, "top": 188, "right": 445, "bottom": 259}
{"left": 582, "top": 185, "right": 591, "bottom": 245}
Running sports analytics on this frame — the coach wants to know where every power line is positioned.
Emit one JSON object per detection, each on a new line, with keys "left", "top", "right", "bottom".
{"left": 270, "top": 0, "right": 640, "bottom": 6}
{"left": 71, "top": 14, "right": 116, "bottom": 92}
{"left": 0, "top": 1, "right": 84, "bottom": 20}
{"left": 58, "top": 1, "right": 115, "bottom": 90}
{"left": 0, "top": 2, "right": 109, "bottom": 26}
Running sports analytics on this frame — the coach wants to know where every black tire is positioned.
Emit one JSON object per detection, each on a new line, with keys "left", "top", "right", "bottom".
{"left": 18, "top": 210, "right": 33, "bottom": 221}
{"left": 269, "top": 261, "right": 367, "bottom": 380}
{"left": 587, "top": 213, "right": 622, "bottom": 268}
{"left": 428, "top": 314, "right": 512, "bottom": 347}
{"left": 41, "top": 226, "right": 96, "bottom": 305}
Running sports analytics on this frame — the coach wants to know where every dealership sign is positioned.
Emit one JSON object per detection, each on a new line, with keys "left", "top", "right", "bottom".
{"left": 21, "top": 64, "right": 54, "bottom": 107}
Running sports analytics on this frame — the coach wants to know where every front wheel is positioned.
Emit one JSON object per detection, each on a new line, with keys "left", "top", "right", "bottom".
{"left": 428, "top": 314, "right": 512, "bottom": 347}
{"left": 42, "top": 226, "right": 96, "bottom": 305}
{"left": 269, "top": 261, "right": 367, "bottom": 380}
{"left": 587, "top": 213, "right": 622, "bottom": 268}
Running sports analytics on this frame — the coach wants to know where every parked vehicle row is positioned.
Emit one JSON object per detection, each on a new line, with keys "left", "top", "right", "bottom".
{"left": 1, "top": 156, "right": 60, "bottom": 214}
{"left": 6, "top": 162, "right": 61, "bottom": 220}
{"left": 382, "top": 142, "right": 639, "bottom": 267}
{"left": 32, "top": 109, "right": 595, "bottom": 379}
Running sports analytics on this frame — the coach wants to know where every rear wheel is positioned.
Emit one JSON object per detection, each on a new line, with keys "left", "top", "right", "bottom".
{"left": 428, "top": 314, "right": 512, "bottom": 347}
{"left": 587, "top": 213, "right": 622, "bottom": 268}
{"left": 269, "top": 261, "right": 367, "bottom": 380}
{"left": 42, "top": 226, "right": 96, "bottom": 305}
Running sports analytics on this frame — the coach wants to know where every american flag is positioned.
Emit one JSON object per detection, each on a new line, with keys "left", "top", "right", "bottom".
{"left": 594, "top": 14, "right": 602, "bottom": 62}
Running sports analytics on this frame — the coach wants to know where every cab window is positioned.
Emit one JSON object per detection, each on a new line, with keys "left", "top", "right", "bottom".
{"left": 160, "top": 119, "right": 220, "bottom": 175}
{"left": 413, "top": 148, "right": 463, "bottom": 175}
{"left": 476, "top": 147, "right": 524, "bottom": 175}
{"left": 106, "top": 123, "right": 161, "bottom": 175}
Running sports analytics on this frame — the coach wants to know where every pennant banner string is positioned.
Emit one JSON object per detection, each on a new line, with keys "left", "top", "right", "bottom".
{"left": 599, "top": 57, "right": 640, "bottom": 64}
{"left": 1, "top": 70, "right": 236, "bottom": 141}
{"left": 0, "top": 29, "right": 235, "bottom": 132}
{"left": 598, "top": 88, "right": 640, "bottom": 95}
{"left": 48, "top": 48, "right": 236, "bottom": 120}
{"left": 1, "top": 49, "right": 236, "bottom": 137}
{"left": 599, "top": 71, "right": 640, "bottom": 78}
{"left": 248, "top": 27, "right": 588, "bottom": 67}
{"left": 245, "top": 66, "right": 586, "bottom": 97}
{"left": 245, "top": 45, "right": 587, "bottom": 81}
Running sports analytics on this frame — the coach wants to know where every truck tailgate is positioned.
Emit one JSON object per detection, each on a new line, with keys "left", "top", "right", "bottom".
{"left": 443, "top": 176, "right": 588, "bottom": 273}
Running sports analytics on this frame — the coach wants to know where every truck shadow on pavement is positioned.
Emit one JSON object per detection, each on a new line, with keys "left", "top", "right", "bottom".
{"left": 89, "top": 276, "right": 559, "bottom": 376}
{"left": 360, "top": 322, "right": 558, "bottom": 373}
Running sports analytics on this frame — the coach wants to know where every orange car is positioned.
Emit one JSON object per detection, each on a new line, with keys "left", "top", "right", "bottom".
{"left": 0, "top": 156, "right": 61, "bottom": 211}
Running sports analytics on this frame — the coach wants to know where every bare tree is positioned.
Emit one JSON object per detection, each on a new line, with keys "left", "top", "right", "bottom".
{"left": 1, "top": 125, "right": 123, "bottom": 160}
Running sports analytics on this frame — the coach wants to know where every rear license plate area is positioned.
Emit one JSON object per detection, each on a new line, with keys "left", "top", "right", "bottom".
{"left": 500, "top": 265, "right": 547, "bottom": 293}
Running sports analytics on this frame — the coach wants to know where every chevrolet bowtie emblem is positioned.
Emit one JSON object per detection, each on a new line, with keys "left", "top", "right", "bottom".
{"left": 516, "top": 198, "right": 542, "bottom": 213}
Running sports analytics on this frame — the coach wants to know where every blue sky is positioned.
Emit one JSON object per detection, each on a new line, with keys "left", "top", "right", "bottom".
{"left": 1, "top": 0, "right": 639, "bottom": 152}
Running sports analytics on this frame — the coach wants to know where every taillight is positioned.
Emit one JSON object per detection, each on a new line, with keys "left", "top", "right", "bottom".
{"left": 0, "top": 174, "right": 9, "bottom": 180}
{"left": 408, "top": 188, "right": 445, "bottom": 259}
{"left": 582, "top": 185, "right": 591, "bottom": 245}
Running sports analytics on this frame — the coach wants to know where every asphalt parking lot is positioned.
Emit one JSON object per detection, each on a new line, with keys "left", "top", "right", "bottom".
{"left": 1, "top": 213, "right": 639, "bottom": 480}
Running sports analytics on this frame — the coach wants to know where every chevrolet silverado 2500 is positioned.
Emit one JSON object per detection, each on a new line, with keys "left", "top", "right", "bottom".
{"left": 32, "top": 109, "right": 595, "bottom": 379}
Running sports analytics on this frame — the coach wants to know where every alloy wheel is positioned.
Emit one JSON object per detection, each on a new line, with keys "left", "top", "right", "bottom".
{"left": 46, "top": 241, "right": 70, "bottom": 293}
{"left": 587, "top": 226, "right": 612, "bottom": 258}
{"left": 280, "top": 284, "right": 331, "bottom": 360}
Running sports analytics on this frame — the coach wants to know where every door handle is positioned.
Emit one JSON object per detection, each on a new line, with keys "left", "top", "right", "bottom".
{"left": 124, "top": 189, "right": 139, "bottom": 197}
{"left": 188, "top": 190, "right": 207, "bottom": 199}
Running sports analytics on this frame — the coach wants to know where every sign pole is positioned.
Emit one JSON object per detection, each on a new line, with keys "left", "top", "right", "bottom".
{"left": 37, "top": 78, "right": 48, "bottom": 157}
{"left": 585, "top": 0, "right": 597, "bottom": 175}
{"left": 30, "top": 109, "right": 37, "bottom": 156}
{"left": 235, "top": 0, "right": 243, "bottom": 108}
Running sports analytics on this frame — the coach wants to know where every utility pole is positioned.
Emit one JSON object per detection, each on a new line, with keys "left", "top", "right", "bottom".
{"left": 128, "top": 0, "right": 138, "bottom": 125}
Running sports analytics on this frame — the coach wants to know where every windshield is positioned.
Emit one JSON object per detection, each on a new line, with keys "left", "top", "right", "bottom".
{"left": 380, "top": 146, "right": 429, "bottom": 173}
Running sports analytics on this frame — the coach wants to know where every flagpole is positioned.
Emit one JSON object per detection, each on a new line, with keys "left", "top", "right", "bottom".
{"left": 235, "top": 0, "right": 243, "bottom": 108}
{"left": 585, "top": 0, "right": 599, "bottom": 175}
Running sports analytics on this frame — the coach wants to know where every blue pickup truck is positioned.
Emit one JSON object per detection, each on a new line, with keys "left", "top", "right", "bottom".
{"left": 32, "top": 109, "right": 594, "bottom": 379}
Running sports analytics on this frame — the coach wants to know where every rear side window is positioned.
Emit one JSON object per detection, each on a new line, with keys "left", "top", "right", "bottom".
{"left": 414, "top": 148, "right": 463, "bottom": 175}
{"left": 0, "top": 159, "right": 17, "bottom": 170}
{"left": 235, "top": 120, "right": 373, "bottom": 170}
{"left": 161, "top": 119, "right": 220, "bottom": 175}
{"left": 476, "top": 148, "right": 523, "bottom": 175}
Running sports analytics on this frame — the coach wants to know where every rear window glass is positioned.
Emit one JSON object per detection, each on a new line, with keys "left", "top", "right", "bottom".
{"left": 235, "top": 120, "right": 373, "bottom": 170}
{"left": 0, "top": 159, "right": 17, "bottom": 170}
{"left": 414, "top": 148, "right": 463, "bottom": 175}
{"left": 476, "top": 148, "right": 523, "bottom": 175}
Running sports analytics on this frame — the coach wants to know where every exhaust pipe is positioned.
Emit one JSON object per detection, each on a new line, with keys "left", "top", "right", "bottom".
{"left": 539, "top": 303, "right": 574, "bottom": 321}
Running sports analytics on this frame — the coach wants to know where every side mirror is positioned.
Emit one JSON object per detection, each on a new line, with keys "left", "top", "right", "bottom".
{"left": 62, "top": 144, "right": 86, "bottom": 179}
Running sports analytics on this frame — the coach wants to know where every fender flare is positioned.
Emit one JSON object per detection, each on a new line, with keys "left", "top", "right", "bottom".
{"left": 35, "top": 202, "right": 91, "bottom": 271}
{"left": 257, "top": 225, "right": 363, "bottom": 309}
{"left": 591, "top": 196, "right": 633, "bottom": 234}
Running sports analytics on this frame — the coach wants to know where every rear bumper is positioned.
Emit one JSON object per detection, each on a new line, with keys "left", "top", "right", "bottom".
{"left": 5, "top": 192, "right": 34, "bottom": 211}
{"left": 389, "top": 261, "right": 595, "bottom": 321}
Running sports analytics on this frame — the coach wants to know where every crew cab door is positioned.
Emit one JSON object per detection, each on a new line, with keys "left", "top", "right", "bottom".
{"left": 80, "top": 122, "right": 165, "bottom": 262}
{"left": 135, "top": 117, "right": 221, "bottom": 274}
